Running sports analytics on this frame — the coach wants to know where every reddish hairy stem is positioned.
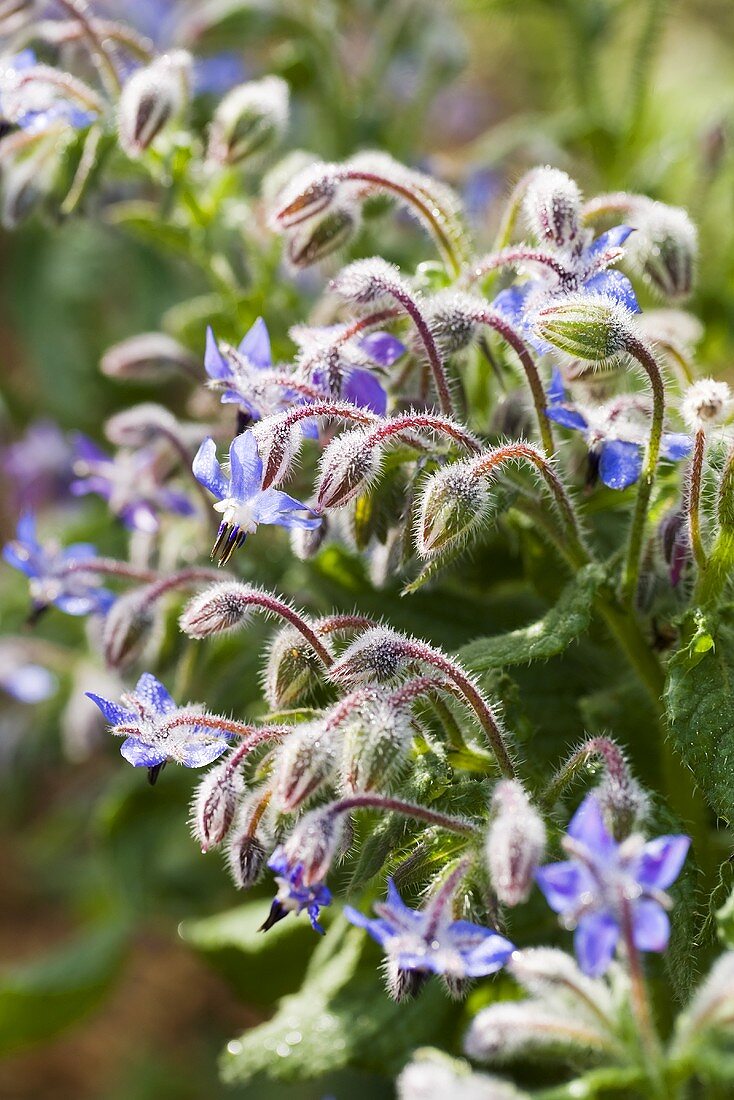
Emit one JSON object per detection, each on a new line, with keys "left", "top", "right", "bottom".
{"left": 327, "top": 794, "right": 477, "bottom": 836}
{"left": 365, "top": 413, "right": 481, "bottom": 454}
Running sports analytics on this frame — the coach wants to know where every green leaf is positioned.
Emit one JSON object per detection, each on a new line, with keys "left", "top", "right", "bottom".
{"left": 179, "top": 899, "right": 315, "bottom": 1006}
{"left": 220, "top": 919, "right": 455, "bottom": 1086}
{"left": 106, "top": 201, "right": 193, "bottom": 258}
{"left": 665, "top": 611, "right": 734, "bottom": 824}
{"left": 0, "top": 924, "right": 127, "bottom": 1055}
{"left": 458, "top": 564, "right": 605, "bottom": 672}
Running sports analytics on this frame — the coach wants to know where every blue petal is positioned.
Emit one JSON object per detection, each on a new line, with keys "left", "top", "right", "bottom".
{"left": 134, "top": 673, "right": 176, "bottom": 715}
{"left": 55, "top": 592, "right": 106, "bottom": 617}
{"left": 583, "top": 270, "right": 640, "bottom": 313}
{"left": 85, "top": 692, "right": 136, "bottom": 727}
{"left": 61, "top": 543, "right": 99, "bottom": 563}
{"left": 631, "top": 899, "right": 670, "bottom": 952}
{"left": 567, "top": 795, "right": 616, "bottom": 857}
{"left": 599, "top": 440, "right": 643, "bottom": 490}
{"left": 120, "top": 736, "right": 168, "bottom": 768}
{"left": 16, "top": 513, "right": 38, "bottom": 545}
{"left": 343, "top": 369, "right": 388, "bottom": 415}
{"left": 192, "top": 438, "right": 228, "bottom": 500}
{"left": 73, "top": 432, "right": 109, "bottom": 464}
{"left": 491, "top": 284, "right": 533, "bottom": 325}
{"left": 204, "top": 326, "right": 230, "bottom": 380}
{"left": 359, "top": 331, "right": 405, "bottom": 367}
{"left": 252, "top": 489, "right": 321, "bottom": 529}
{"left": 586, "top": 224, "right": 634, "bottom": 259}
{"left": 228, "top": 431, "right": 263, "bottom": 501}
{"left": 546, "top": 405, "right": 589, "bottom": 432}
{"left": 535, "top": 861, "right": 586, "bottom": 913}
{"left": 547, "top": 368, "right": 566, "bottom": 406}
{"left": 574, "top": 912, "right": 619, "bottom": 977}
{"left": 238, "top": 317, "right": 271, "bottom": 370}
{"left": 462, "top": 932, "right": 515, "bottom": 977}
{"left": 2, "top": 665, "right": 56, "bottom": 703}
{"left": 177, "top": 737, "right": 230, "bottom": 767}
{"left": 660, "top": 433, "right": 692, "bottom": 461}
{"left": 636, "top": 835, "right": 690, "bottom": 890}
{"left": 3, "top": 541, "right": 38, "bottom": 578}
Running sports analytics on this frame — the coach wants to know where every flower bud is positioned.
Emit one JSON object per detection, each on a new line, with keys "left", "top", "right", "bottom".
{"left": 659, "top": 507, "right": 691, "bottom": 588}
{"left": 331, "top": 257, "right": 401, "bottom": 307}
{"left": 101, "top": 333, "right": 198, "bottom": 381}
{"left": 179, "top": 582, "right": 255, "bottom": 638}
{"left": 118, "top": 50, "right": 191, "bottom": 158}
{"left": 263, "top": 625, "right": 323, "bottom": 709}
{"left": 290, "top": 512, "right": 329, "bottom": 560}
{"left": 535, "top": 294, "right": 631, "bottom": 362}
{"left": 316, "top": 429, "right": 382, "bottom": 510}
{"left": 287, "top": 205, "right": 357, "bottom": 267}
{"left": 509, "top": 948, "right": 614, "bottom": 1018}
{"left": 681, "top": 378, "right": 733, "bottom": 433}
{"left": 630, "top": 201, "right": 697, "bottom": 300}
{"left": 386, "top": 960, "right": 429, "bottom": 1003}
{"left": 595, "top": 763, "right": 649, "bottom": 841}
{"left": 279, "top": 806, "right": 346, "bottom": 886}
{"left": 328, "top": 628, "right": 409, "bottom": 687}
{"left": 252, "top": 418, "right": 302, "bottom": 489}
{"left": 105, "top": 403, "right": 179, "bottom": 447}
{"left": 271, "top": 161, "right": 342, "bottom": 228}
{"left": 225, "top": 793, "right": 271, "bottom": 889}
{"left": 191, "top": 757, "right": 244, "bottom": 852}
{"left": 101, "top": 587, "right": 156, "bottom": 670}
{"left": 207, "top": 76, "right": 288, "bottom": 166}
{"left": 426, "top": 291, "right": 481, "bottom": 355}
{"left": 340, "top": 694, "right": 414, "bottom": 792}
{"left": 523, "top": 167, "right": 581, "bottom": 250}
{"left": 271, "top": 720, "right": 336, "bottom": 812}
{"left": 676, "top": 952, "right": 734, "bottom": 1043}
{"left": 416, "top": 461, "right": 489, "bottom": 557}
{"left": 464, "top": 1000, "right": 609, "bottom": 1061}
{"left": 398, "top": 1051, "right": 523, "bottom": 1100}
{"left": 486, "top": 781, "right": 546, "bottom": 907}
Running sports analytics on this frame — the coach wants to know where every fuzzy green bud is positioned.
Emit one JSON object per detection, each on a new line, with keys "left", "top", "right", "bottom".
{"left": 207, "top": 76, "right": 288, "bottom": 166}
{"left": 416, "top": 461, "right": 490, "bottom": 557}
{"left": 535, "top": 294, "right": 631, "bottom": 362}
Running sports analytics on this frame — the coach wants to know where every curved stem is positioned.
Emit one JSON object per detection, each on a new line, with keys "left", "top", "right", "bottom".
{"left": 619, "top": 894, "right": 665, "bottom": 1082}
{"left": 687, "top": 428, "right": 707, "bottom": 570}
{"left": 60, "top": 558, "right": 159, "bottom": 582}
{"left": 465, "top": 246, "right": 572, "bottom": 287}
{"left": 296, "top": 308, "right": 402, "bottom": 375}
{"left": 327, "top": 794, "right": 477, "bottom": 837}
{"left": 52, "top": 0, "right": 122, "bottom": 96}
{"left": 239, "top": 590, "right": 334, "bottom": 668}
{"left": 366, "top": 413, "right": 480, "bottom": 453}
{"left": 381, "top": 283, "right": 453, "bottom": 415}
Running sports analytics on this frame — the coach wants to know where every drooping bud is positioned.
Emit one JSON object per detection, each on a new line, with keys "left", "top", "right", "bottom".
{"left": 681, "top": 378, "right": 733, "bottom": 433}
{"left": 659, "top": 507, "right": 691, "bottom": 588}
{"left": 118, "top": 50, "right": 191, "bottom": 158}
{"left": 101, "top": 587, "right": 157, "bottom": 670}
{"left": 386, "top": 960, "right": 429, "bottom": 1003}
{"left": 674, "top": 952, "right": 734, "bottom": 1048}
{"left": 535, "top": 294, "right": 632, "bottom": 362}
{"left": 104, "top": 403, "right": 179, "bottom": 447}
{"left": 509, "top": 948, "right": 614, "bottom": 1019}
{"left": 287, "top": 205, "right": 358, "bottom": 267}
{"left": 207, "top": 76, "right": 288, "bottom": 166}
{"left": 594, "top": 759, "right": 649, "bottom": 841}
{"left": 486, "top": 781, "right": 546, "bottom": 907}
{"left": 328, "top": 628, "right": 409, "bottom": 687}
{"left": 463, "top": 1000, "right": 610, "bottom": 1061}
{"left": 100, "top": 333, "right": 198, "bottom": 381}
{"left": 398, "top": 1050, "right": 524, "bottom": 1100}
{"left": 179, "top": 582, "right": 255, "bottom": 638}
{"left": 331, "top": 257, "right": 402, "bottom": 308}
{"left": 426, "top": 290, "right": 481, "bottom": 355}
{"left": 290, "top": 512, "right": 329, "bottom": 560}
{"left": 523, "top": 167, "right": 582, "bottom": 250}
{"left": 225, "top": 791, "right": 271, "bottom": 889}
{"left": 628, "top": 200, "right": 698, "bottom": 300}
{"left": 416, "top": 461, "right": 489, "bottom": 557}
{"left": 263, "top": 625, "right": 323, "bottom": 709}
{"left": 252, "top": 417, "right": 303, "bottom": 489}
{"left": 315, "top": 428, "right": 382, "bottom": 510}
{"left": 270, "top": 161, "right": 342, "bottom": 228}
{"left": 278, "top": 806, "right": 347, "bottom": 886}
{"left": 191, "top": 757, "right": 245, "bottom": 852}
{"left": 271, "top": 720, "right": 336, "bottom": 812}
{"left": 340, "top": 693, "right": 414, "bottom": 792}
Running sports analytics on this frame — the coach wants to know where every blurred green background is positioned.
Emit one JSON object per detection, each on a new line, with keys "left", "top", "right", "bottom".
{"left": 2, "top": 1, "right": 734, "bottom": 1096}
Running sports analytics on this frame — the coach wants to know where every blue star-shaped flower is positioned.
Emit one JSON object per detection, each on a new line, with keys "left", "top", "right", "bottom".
{"left": 193, "top": 430, "right": 320, "bottom": 564}
{"left": 0, "top": 50, "right": 96, "bottom": 133}
{"left": 3, "top": 513, "right": 114, "bottom": 617}
{"left": 261, "top": 846, "right": 332, "bottom": 934}
{"left": 546, "top": 370, "right": 691, "bottom": 490}
{"left": 344, "top": 878, "right": 514, "bottom": 981}
{"left": 292, "top": 322, "right": 404, "bottom": 416}
{"left": 536, "top": 795, "right": 690, "bottom": 977}
{"left": 86, "top": 672, "right": 230, "bottom": 769}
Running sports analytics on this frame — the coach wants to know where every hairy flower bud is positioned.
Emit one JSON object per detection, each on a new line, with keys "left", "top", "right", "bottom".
{"left": 398, "top": 1051, "right": 525, "bottom": 1100}
{"left": 279, "top": 806, "right": 347, "bottom": 886}
{"left": 328, "top": 628, "right": 409, "bottom": 687}
{"left": 331, "top": 257, "right": 402, "bottom": 308}
{"left": 464, "top": 1000, "right": 610, "bottom": 1061}
{"left": 426, "top": 291, "right": 481, "bottom": 355}
{"left": 252, "top": 418, "right": 302, "bottom": 489}
{"left": 290, "top": 512, "right": 329, "bottom": 560}
{"left": 523, "top": 167, "right": 582, "bottom": 250}
{"left": 675, "top": 952, "right": 734, "bottom": 1047}
{"left": 101, "top": 333, "right": 198, "bottom": 381}
{"left": 486, "top": 781, "right": 546, "bottom": 907}
{"left": 105, "top": 403, "right": 179, "bottom": 447}
{"left": 191, "top": 757, "right": 245, "bottom": 852}
{"left": 340, "top": 694, "right": 414, "bottom": 792}
{"left": 179, "top": 582, "right": 255, "bottom": 638}
{"left": 271, "top": 161, "right": 342, "bottom": 228}
{"left": 629, "top": 201, "right": 697, "bottom": 300}
{"left": 207, "top": 76, "right": 288, "bottom": 166}
{"left": 316, "top": 429, "right": 382, "bottom": 510}
{"left": 681, "top": 378, "right": 733, "bottom": 433}
{"left": 595, "top": 762, "right": 649, "bottom": 841}
{"left": 101, "top": 587, "right": 156, "bottom": 670}
{"left": 287, "top": 206, "right": 357, "bottom": 267}
{"left": 271, "top": 721, "right": 336, "bottom": 812}
{"left": 535, "top": 294, "right": 631, "bottom": 362}
{"left": 416, "top": 461, "right": 489, "bottom": 557}
{"left": 118, "top": 51, "right": 191, "bottom": 158}
{"left": 509, "top": 948, "right": 614, "bottom": 1019}
{"left": 225, "top": 792, "right": 271, "bottom": 889}
{"left": 263, "top": 625, "right": 323, "bottom": 709}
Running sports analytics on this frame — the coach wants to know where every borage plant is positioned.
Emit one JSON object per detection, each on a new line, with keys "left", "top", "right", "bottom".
{"left": 4, "top": 10, "right": 734, "bottom": 1097}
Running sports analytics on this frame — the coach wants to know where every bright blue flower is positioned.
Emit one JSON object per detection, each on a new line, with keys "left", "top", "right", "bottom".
{"left": 536, "top": 795, "right": 690, "bottom": 978}
{"left": 492, "top": 225, "right": 639, "bottom": 351}
{"left": 344, "top": 878, "right": 514, "bottom": 981}
{"left": 0, "top": 659, "right": 56, "bottom": 703}
{"left": 193, "top": 430, "right": 320, "bottom": 564}
{"left": 292, "top": 323, "right": 405, "bottom": 416}
{"left": 71, "top": 435, "right": 195, "bottom": 533}
{"left": 546, "top": 369, "right": 691, "bottom": 490}
{"left": 0, "top": 50, "right": 95, "bottom": 133}
{"left": 3, "top": 513, "right": 114, "bottom": 616}
{"left": 261, "top": 846, "right": 332, "bottom": 934}
{"left": 86, "top": 672, "right": 230, "bottom": 769}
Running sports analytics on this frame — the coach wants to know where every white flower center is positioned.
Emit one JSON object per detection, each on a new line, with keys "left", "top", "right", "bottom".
{"left": 213, "top": 497, "right": 259, "bottom": 534}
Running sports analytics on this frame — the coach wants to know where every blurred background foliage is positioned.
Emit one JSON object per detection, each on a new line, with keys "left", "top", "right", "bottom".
{"left": 1, "top": 0, "right": 734, "bottom": 1096}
